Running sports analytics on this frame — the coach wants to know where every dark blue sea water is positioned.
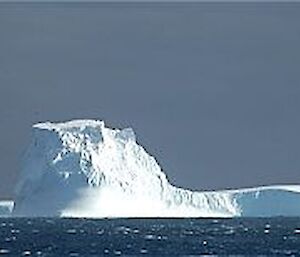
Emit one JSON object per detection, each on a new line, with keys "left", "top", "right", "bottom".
{"left": 1, "top": 218, "right": 300, "bottom": 256}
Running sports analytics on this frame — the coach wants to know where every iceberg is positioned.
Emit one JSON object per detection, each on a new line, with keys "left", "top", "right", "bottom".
{"left": 13, "top": 120, "right": 300, "bottom": 217}
{"left": 0, "top": 201, "right": 14, "bottom": 216}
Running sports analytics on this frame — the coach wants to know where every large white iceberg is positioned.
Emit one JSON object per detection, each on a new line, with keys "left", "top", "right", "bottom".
{"left": 13, "top": 120, "right": 300, "bottom": 217}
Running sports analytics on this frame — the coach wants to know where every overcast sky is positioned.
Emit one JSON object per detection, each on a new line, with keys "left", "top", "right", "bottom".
{"left": 0, "top": 2, "right": 300, "bottom": 199}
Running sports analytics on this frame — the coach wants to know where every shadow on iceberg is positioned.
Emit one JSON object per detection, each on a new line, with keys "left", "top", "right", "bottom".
{"left": 235, "top": 187, "right": 300, "bottom": 217}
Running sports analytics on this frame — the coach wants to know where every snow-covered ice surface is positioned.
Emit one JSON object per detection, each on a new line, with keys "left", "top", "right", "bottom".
{"left": 0, "top": 201, "right": 14, "bottom": 216}
{"left": 13, "top": 120, "right": 300, "bottom": 217}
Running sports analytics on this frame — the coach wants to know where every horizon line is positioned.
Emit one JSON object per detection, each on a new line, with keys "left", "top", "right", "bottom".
{"left": 0, "top": 0, "right": 299, "bottom": 3}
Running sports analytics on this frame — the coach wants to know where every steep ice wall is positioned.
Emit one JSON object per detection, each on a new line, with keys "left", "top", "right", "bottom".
{"left": 13, "top": 120, "right": 300, "bottom": 217}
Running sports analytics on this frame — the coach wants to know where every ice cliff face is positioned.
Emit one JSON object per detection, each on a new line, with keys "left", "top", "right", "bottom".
{"left": 13, "top": 120, "right": 300, "bottom": 217}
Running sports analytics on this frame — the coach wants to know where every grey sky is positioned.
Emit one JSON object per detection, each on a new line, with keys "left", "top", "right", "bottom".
{"left": 0, "top": 3, "right": 300, "bottom": 199}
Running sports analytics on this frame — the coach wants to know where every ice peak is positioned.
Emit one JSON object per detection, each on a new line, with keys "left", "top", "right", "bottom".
{"left": 33, "top": 119, "right": 105, "bottom": 131}
{"left": 33, "top": 119, "right": 136, "bottom": 145}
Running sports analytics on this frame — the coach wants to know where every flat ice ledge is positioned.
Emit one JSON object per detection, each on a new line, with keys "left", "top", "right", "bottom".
{"left": 227, "top": 185, "right": 300, "bottom": 194}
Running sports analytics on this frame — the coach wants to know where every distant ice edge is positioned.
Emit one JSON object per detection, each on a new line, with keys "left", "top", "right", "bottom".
{"left": 11, "top": 119, "right": 300, "bottom": 218}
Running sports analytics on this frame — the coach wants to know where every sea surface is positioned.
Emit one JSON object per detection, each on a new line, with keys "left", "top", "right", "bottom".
{"left": 0, "top": 218, "right": 300, "bottom": 256}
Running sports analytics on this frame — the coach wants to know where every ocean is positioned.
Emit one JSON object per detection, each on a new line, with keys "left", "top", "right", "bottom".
{"left": 0, "top": 218, "right": 300, "bottom": 256}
